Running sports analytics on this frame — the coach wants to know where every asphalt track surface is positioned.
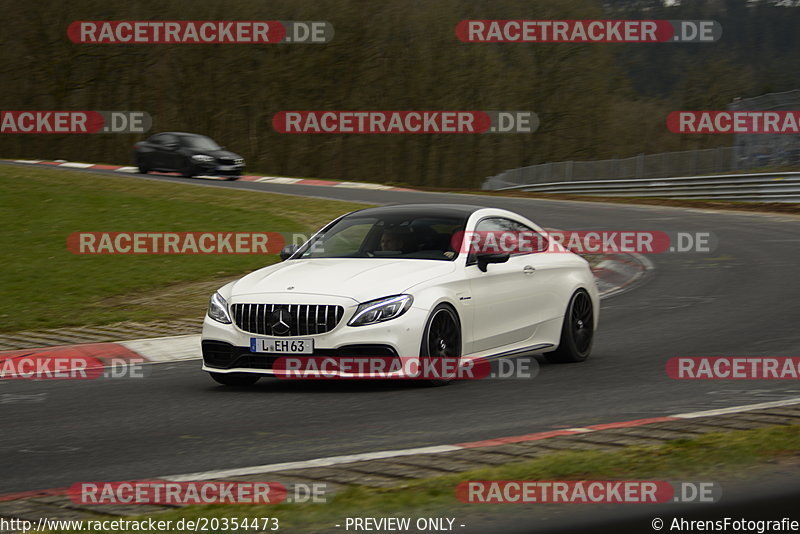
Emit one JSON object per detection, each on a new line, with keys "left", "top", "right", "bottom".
{"left": 2, "top": 162, "right": 800, "bottom": 498}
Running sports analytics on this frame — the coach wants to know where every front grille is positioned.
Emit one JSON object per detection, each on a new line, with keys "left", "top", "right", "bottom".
{"left": 231, "top": 304, "right": 344, "bottom": 336}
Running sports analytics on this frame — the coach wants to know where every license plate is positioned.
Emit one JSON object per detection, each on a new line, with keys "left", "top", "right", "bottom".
{"left": 250, "top": 337, "right": 314, "bottom": 354}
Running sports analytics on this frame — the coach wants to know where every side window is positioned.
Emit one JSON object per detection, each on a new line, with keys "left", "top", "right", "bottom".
{"left": 162, "top": 134, "right": 178, "bottom": 146}
{"left": 148, "top": 134, "right": 164, "bottom": 145}
{"left": 469, "top": 217, "right": 548, "bottom": 258}
{"left": 505, "top": 218, "right": 548, "bottom": 255}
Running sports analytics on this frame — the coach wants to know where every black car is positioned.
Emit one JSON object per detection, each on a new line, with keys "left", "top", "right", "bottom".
{"left": 133, "top": 132, "right": 245, "bottom": 179}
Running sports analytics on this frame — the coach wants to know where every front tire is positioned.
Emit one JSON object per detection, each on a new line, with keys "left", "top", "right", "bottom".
{"left": 209, "top": 372, "right": 260, "bottom": 386}
{"left": 419, "top": 304, "right": 462, "bottom": 386}
{"left": 545, "top": 289, "right": 594, "bottom": 363}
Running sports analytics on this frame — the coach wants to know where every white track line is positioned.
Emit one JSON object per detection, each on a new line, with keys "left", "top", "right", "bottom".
{"left": 164, "top": 445, "right": 461, "bottom": 482}
{"left": 672, "top": 397, "right": 800, "bottom": 419}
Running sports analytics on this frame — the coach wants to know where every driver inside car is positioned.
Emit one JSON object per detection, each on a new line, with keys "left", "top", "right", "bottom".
{"left": 379, "top": 230, "right": 407, "bottom": 252}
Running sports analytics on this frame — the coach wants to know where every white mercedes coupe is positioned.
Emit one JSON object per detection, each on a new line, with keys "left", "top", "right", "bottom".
{"left": 201, "top": 204, "right": 599, "bottom": 385}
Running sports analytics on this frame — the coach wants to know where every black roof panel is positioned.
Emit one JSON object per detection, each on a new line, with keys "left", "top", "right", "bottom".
{"left": 349, "top": 204, "right": 484, "bottom": 219}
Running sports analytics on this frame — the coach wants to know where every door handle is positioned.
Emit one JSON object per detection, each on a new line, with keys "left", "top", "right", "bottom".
{"left": 523, "top": 265, "right": 536, "bottom": 275}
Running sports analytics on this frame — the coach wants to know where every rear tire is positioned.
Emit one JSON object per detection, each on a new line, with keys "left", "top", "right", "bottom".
{"left": 136, "top": 157, "right": 149, "bottom": 174}
{"left": 545, "top": 289, "right": 594, "bottom": 363}
{"left": 209, "top": 372, "right": 260, "bottom": 386}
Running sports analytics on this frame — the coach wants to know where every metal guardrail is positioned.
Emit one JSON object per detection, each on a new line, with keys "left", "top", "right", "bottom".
{"left": 481, "top": 144, "right": 800, "bottom": 191}
{"left": 488, "top": 171, "right": 800, "bottom": 203}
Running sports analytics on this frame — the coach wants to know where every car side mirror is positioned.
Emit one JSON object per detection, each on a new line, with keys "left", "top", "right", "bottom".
{"left": 280, "top": 244, "right": 300, "bottom": 261}
{"left": 164, "top": 143, "right": 177, "bottom": 150}
{"left": 476, "top": 252, "right": 509, "bottom": 272}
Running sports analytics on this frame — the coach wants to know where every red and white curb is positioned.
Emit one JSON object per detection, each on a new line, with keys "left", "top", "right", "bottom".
{"left": 1, "top": 396, "right": 798, "bottom": 502}
{"left": 0, "top": 335, "right": 201, "bottom": 371}
{"left": 0, "top": 343, "right": 146, "bottom": 369}
{"left": 5, "top": 159, "right": 414, "bottom": 191}
{"left": 592, "top": 252, "right": 653, "bottom": 299}
{"left": 117, "top": 335, "right": 200, "bottom": 363}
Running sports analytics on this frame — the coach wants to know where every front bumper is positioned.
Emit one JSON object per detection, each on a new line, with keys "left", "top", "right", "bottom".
{"left": 201, "top": 304, "right": 429, "bottom": 377}
{"left": 214, "top": 164, "right": 244, "bottom": 176}
{"left": 194, "top": 163, "right": 244, "bottom": 176}
{"left": 202, "top": 340, "right": 399, "bottom": 370}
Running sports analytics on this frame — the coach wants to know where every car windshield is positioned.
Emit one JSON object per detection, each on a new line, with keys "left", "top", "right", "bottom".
{"left": 180, "top": 135, "right": 221, "bottom": 151}
{"left": 299, "top": 213, "right": 467, "bottom": 261}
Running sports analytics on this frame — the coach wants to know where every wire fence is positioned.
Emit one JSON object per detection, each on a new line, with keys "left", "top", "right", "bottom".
{"left": 730, "top": 89, "right": 800, "bottom": 170}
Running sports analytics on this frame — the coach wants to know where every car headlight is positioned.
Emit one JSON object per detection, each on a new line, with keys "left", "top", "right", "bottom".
{"left": 348, "top": 295, "right": 413, "bottom": 327}
{"left": 208, "top": 292, "right": 232, "bottom": 324}
{"left": 192, "top": 154, "right": 215, "bottom": 163}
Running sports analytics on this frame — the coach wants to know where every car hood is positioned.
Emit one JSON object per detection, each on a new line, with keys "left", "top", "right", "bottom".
{"left": 230, "top": 258, "right": 455, "bottom": 302}
{"left": 187, "top": 148, "right": 242, "bottom": 159}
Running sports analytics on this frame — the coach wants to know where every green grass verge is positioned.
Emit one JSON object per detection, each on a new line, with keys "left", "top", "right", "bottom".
{"left": 0, "top": 166, "right": 370, "bottom": 332}
{"left": 51, "top": 424, "right": 800, "bottom": 533}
